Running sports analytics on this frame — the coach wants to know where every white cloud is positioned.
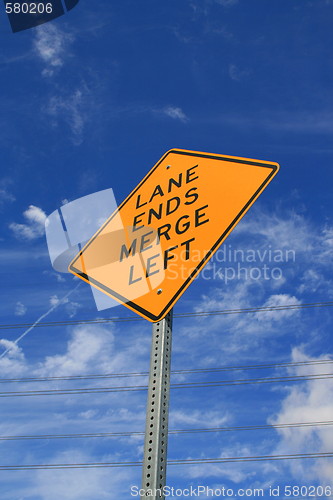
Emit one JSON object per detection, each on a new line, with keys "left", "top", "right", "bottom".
{"left": 79, "top": 409, "right": 98, "bottom": 420}
{"left": 9, "top": 205, "right": 47, "bottom": 240}
{"left": 183, "top": 463, "right": 254, "bottom": 484}
{"left": 187, "top": 284, "right": 303, "bottom": 361}
{"left": 234, "top": 209, "right": 313, "bottom": 253}
{"left": 163, "top": 106, "right": 189, "bottom": 123}
{"left": 33, "top": 25, "right": 90, "bottom": 145}
{"left": 171, "top": 409, "right": 229, "bottom": 428}
{"left": 0, "top": 339, "right": 24, "bottom": 359}
{"left": 46, "top": 86, "right": 89, "bottom": 145}
{"left": 43, "top": 270, "right": 66, "bottom": 283}
{"left": 0, "top": 188, "right": 15, "bottom": 205}
{"left": 270, "top": 349, "right": 333, "bottom": 483}
{"left": 223, "top": 111, "right": 333, "bottom": 135}
{"left": 298, "top": 268, "right": 325, "bottom": 294}
{"left": 65, "top": 300, "right": 81, "bottom": 318}
{"left": 254, "top": 294, "right": 301, "bottom": 322}
{"left": 37, "top": 324, "right": 116, "bottom": 377}
{"left": 15, "top": 301, "right": 27, "bottom": 317}
{"left": 119, "top": 103, "right": 189, "bottom": 124}
{"left": 233, "top": 208, "right": 332, "bottom": 295}
{"left": 0, "top": 178, "right": 15, "bottom": 208}
{"left": 31, "top": 450, "right": 133, "bottom": 500}
{"left": 318, "top": 226, "right": 333, "bottom": 262}
{"left": 0, "top": 321, "right": 148, "bottom": 499}
{"left": 49, "top": 295, "right": 81, "bottom": 317}
{"left": 179, "top": 443, "right": 257, "bottom": 483}
{"left": 33, "top": 24, "right": 74, "bottom": 77}
{"left": 0, "top": 339, "right": 26, "bottom": 377}
{"left": 49, "top": 295, "right": 62, "bottom": 307}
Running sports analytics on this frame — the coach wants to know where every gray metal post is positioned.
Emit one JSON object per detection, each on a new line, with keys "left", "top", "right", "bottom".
{"left": 141, "top": 310, "right": 173, "bottom": 500}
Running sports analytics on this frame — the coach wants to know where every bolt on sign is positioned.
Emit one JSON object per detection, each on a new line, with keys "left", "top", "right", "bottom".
{"left": 69, "top": 149, "right": 279, "bottom": 322}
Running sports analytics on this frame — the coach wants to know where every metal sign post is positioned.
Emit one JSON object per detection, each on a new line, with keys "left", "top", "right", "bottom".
{"left": 62, "top": 149, "right": 280, "bottom": 499}
{"left": 66, "top": 149, "right": 279, "bottom": 496}
{"left": 141, "top": 310, "right": 173, "bottom": 499}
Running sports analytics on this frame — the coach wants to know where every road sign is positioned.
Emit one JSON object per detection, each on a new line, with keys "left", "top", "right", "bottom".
{"left": 69, "top": 149, "right": 279, "bottom": 322}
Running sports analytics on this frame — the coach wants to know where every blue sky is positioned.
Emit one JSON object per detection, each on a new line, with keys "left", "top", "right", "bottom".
{"left": 0, "top": 1, "right": 333, "bottom": 498}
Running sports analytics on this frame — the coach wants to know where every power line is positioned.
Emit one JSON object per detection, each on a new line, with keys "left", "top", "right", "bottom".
{"left": 0, "top": 372, "right": 332, "bottom": 397}
{"left": 168, "top": 451, "right": 333, "bottom": 465}
{"left": 0, "top": 452, "right": 332, "bottom": 470}
{"left": 176, "top": 301, "right": 333, "bottom": 319}
{"left": 171, "top": 373, "right": 333, "bottom": 389}
{"left": 1, "top": 301, "right": 332, "bottom": 331}
{"left": 0, "top": 359, "right": 332, "bottom": 384}
{"left": 170, "top": 420, "right": 333, "bottom": 434}
{"left": 0, "top": 420, "right": 332, "bottom": 441}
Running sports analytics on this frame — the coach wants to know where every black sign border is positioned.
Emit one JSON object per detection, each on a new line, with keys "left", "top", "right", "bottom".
{"left": 69, "top": 150, "right": 279, "bottom": 322}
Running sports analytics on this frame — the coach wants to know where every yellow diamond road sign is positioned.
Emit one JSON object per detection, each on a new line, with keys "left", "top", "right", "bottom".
{"left": 69, "top": 149, "right": 279, "bottom": 322}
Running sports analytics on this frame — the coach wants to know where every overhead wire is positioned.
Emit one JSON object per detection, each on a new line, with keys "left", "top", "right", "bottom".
{"left": 0, "top": 359, "right": 332, "bottom": 384}
{"left": 0, "top": 420, "right": 332, "bottom": 441}
{"left": 0, "top": 301, "right": 331, "bottom": 474}
{"left": 0, "top": 301, "right": 332, "bottom": 330}
{"left": 0, "top": 452, "right": 332, "bottom": 470}
{"left": 0, "top": 372, "right": 332, "bottom": 397}
{"left": 0, "top": 312, "right": 331, "bottom": 473}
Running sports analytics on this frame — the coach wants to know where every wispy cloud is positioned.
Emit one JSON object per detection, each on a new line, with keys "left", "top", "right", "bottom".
{"left": 318, "top": 227, "right": 333, "bottom": 263}
{"left": 49, "top": 294, "right": 81, "bottom": 318}
{"left": 229, "top": 64, "right": 250, "bottom": 81}
{"left": 214, "top": 0, "right": 239, "bottom": 6}
{"left": 38, "top": 324, "right": 116, "bottom": 377}
{"left": 46, "top": 85, "right": 90, "bottom": 145}
{"left": 9, "top": 205, "right": 47, "bottom": 240}
{"left": 222, "top": 111, "right": 333, "bottom": 135}
{"left": 14, "top": 301, "right": 27, "bottom": 317}
{"left": 162, "top": 106, "right": 189, "bottom": 122}
{"left": 171, "top": 408, "right": 229, "bottom": 428}
{"left": 0, "top": 178, "right": 15, "bottom": 208}
{"left": 234, "top": 209, "right": 312, "bottom": 251}
{"left": 32, "top": 24, "right": 91, "bottom": 145}
{"left": 119, "top": 103, "right": 189, "bottom": 123}
{"left": 0, "top": 285, "right": 80, "bottom": 360}
{"left": 178, "top": 442, "right": 257, "bottom": 483}
{"left": 234, "top": 207, "right": 333, "bottom": 296}
{"left": 43, "top": 270, "right": 66, "bottom": 283}
{"left": 31, "top": 451, "right": 132, "bottom": 500}
{"left": 254, "top": 294, "right": 302, "bottom": 322}
{"left": 0, "top": 339, "right": 24, "bottom": 360}
{"left": 270, "top": 348, "right": 333, "bottom": 483}
{"left": 33, "top": 24, "right": 74, "bottom": 77}
{"left": 0, "top": 188, "right": 15, "bottom": 206}
{"left": 189, "top": 285, "right": 303, "bottom": 359}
